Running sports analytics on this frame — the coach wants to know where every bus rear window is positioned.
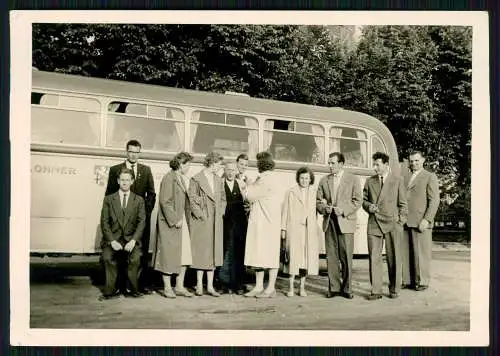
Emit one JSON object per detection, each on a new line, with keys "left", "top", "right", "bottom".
{"left": 264, "top": 119, "right": 325, "bottom": 164}
{"left": 31, "top": 92, "right": 101, "bottom": 146}
{"left": 329, "top": 126, "right": 367, "bottom": 168}
{"left": 371, "top": 135, "right": 387, "bottom": 154}
{"left": 106, "top": 101, "right": 185, "bottom": 152}
{"left": 190, "top": 111, "right": 258, "bottom": 158}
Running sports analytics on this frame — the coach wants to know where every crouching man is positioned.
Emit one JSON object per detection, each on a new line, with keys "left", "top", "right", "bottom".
{"left": 99, "top": 167, "right": 146, "bottom": 300}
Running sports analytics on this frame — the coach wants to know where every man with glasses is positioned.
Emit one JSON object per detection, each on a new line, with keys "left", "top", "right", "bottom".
{"left": 105, "top": 139, "right": 156, "bottom": 295}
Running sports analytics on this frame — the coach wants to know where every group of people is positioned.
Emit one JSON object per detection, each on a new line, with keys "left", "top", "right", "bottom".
{"left": 99, "top": 139, "right": 439, "bottom": 302}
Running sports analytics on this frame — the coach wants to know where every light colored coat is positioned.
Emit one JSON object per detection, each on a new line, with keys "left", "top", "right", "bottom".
{"left": 281, "top": 185, "right": 319, "bottom": 276}
{"left": 189, "top": 170, "right": 226, "bottom": 269}
{"left": 316, "top": 171, "right": 362, "bottom": 234}
{"left": 152, "top": 170, "right": 191, "bottom": 275}
{"left": 404, "top": 169, "right": 440, "bottom": 227}
{"left": 244, "top": 170, "right": 282, "bottom": 269}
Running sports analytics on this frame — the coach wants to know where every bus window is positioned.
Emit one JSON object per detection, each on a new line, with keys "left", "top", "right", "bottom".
{"left": 329, "top": 126, "right": 367, "bottom": 168}
{"left": 106, "top": 101, "right": 184, "bottom": 152}
{"left": 31, "top": 92, "right": 101, "bottom": 146}
{"left": 190, "top": 111, "right": 259, "bottom": 158}
{"left": 264, "top": 119, "right": 325, "bottom": 164}
{"left": 371, "top": 135, "right": 387, "bottom": 154}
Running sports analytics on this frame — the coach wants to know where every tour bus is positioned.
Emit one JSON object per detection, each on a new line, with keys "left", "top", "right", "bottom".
{"left": 30, "top": 69, "right": 400, "bottom": 258}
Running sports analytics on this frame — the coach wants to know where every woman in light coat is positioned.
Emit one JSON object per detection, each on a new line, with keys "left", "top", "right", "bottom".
{"left": 242, "top": 151, "right": 282, "bottom": 298}
{"left": 189, "top": 152, "right": 226, "bottom": 297}
{"left": 281, "top": 166, "right": 319, "bottom": 297}
{"left": 153, "top": 152, "right": 194, "bottom": 298}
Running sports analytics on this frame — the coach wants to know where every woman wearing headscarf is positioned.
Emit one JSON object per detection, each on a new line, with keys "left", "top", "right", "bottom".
{"left": 242, "top": 151, "right": 282, "bottom": 298}
{"left": 153, "top": 151, "right": 194, "bottom": 298}
{"left": 281, "top": 166, "right": 319, "bottom": 297}
{"left": 189, "top": 152, "right": 226, "bottom": 297}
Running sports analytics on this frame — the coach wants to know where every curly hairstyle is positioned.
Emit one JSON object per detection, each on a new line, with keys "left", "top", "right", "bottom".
{"left": 170, "top": 151, "right": 194, "bottom": 170}
{"left": 256, "top": 151, "right": 275, "bottom": 173}
{"left": 328, "top": 152, "right": 345, "bottom": 164}
{"left": 295, "top": 166, "right": 315, "bottom": 185}
{"left": 203, "top": 151, "right": 224, "bottom": 167}
{"left": 372, "top": 151, "right": 390, "bottom": 164}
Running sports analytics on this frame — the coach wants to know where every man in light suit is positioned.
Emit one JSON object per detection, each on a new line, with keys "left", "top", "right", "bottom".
{"left": 105, "top": 139, "right": 156, "bottom": 294}
{"left": 100, "top": 168, "right": 146, "bottom": 300}
{"left": 362, "top": 152, "right": 408, "bottom": 300}
{"left": 401, "top": 151, "right": 440, "bottom": 291}
{"left": 317, "top": 152, "right": 362, "bottom": 299}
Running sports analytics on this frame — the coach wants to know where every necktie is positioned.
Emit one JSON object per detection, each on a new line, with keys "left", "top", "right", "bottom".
{"left": 122, "top": 193, "right": 127, "bottom": 213}
{"left": 130, "top": 164, "right": 136, "bottom": 179}
{"left": 380, "top": 176, "right": 384, "bottom": 189}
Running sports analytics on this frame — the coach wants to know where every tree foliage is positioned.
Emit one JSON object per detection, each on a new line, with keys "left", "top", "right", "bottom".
{"left": 32, "top": 24, "right": 472, "bottom": 212}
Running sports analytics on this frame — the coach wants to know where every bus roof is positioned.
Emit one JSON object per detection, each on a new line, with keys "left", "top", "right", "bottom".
{"left": 32, "top": 70, "right": 393, "bottom": 138}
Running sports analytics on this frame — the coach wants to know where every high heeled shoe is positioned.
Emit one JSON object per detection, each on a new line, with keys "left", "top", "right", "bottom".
{"left": 255, "top": 289, "right": 276, "bottom": 298}
{"left": 244, "top": 288, "right": 264, "bottom": 297}
{"left": 175, "top": 288, "right": 194, "bottom": 297}
{"left": 207, "top": 289, "right": 221, "bottom": 297}
{"left": 159, "top": 289, "right": 176, "bottom": 299}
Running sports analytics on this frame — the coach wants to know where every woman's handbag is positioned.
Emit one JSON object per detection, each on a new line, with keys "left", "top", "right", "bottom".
{"left": 280, "top": 238, "right": 289, "bottom": 265}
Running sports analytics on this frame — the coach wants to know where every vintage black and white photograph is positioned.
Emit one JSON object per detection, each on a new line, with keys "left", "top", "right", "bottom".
{"left": 9, "top": 11, "right": 489, "bottom": 346}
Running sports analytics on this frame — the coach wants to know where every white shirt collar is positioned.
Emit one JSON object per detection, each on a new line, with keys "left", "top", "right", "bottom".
{"left": 378, "top": 171, "right": 389, "bottom": 181}
{"left": 118, "top": 189, "right": 130, "bottom": 200}
{"left": 411, "top": 168, "right": 423, "bottom": 176}
{"left": 226, "top": 179, "right": 235, "bottom": 190}
{"left": 333, "top": 169, "right": 344, "bottom": 180}
{"left": 125, "top": 160, "right": 137, "bottom": 168}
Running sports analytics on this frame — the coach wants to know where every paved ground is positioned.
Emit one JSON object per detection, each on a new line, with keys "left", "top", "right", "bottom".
{"left": 30, "top": 243, "right": 470, "bottom": 331}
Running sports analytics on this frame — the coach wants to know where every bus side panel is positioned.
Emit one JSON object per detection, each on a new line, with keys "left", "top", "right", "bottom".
{"left": 31, "top": 154, "right": 93, "bottom": 253}
{"left": 30, "top": 153, "right": 371, "bottom": 256}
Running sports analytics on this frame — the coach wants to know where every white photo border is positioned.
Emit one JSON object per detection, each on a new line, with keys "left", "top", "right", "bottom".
{"left": 9, "top": 10, "right": 490, "bottom": 347}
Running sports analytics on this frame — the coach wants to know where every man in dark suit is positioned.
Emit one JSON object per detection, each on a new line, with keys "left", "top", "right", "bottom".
{"left": 219, "top": 162, "right": 248, "bottom": 295}
{"left": 100, "top": 168, "right": 146, "bottom": 300}
{"left": 362, "top": 152, "right": 408, "bottom": 300}
{"left": 105, "top": 139, "right": 156, "bottom": 294}
{"left": 317, "top": 152, "right": 362, "bottom": 299}
{"left": 401, "top": 151, "right": 440, "bottom": 291}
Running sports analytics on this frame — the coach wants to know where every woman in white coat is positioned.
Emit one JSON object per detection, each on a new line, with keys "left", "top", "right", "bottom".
{"left": 241, "top": 151, "right": 282, "bottom": 298}
{"left": 281, "top": 166, "right": 319, "bottom": 297}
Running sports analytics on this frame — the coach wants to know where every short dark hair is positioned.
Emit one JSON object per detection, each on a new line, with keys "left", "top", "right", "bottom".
{"left": 118, "top": 167, "right": 134, "bottom": 179}
{"left": 126, "top": 139, "right": 142, "bottom": 150}
{"left": 373, "top": 151, "right": 390, "bottom": 164}
{"left": 203, "top": 151, "right": 224, "bottom": 167}
{"left": 328, "top": 152, "right": 345, "bottom": 164}
{"left": 236, "top": 153, "right": 249, "bottom": 162}
{"left": 170, "top": 151, "right": 194, "bottom": 170}
{"left": 295, "top": 166, "right": 315, "bottom": 185}
{"left": 256, "top": 151, "right": 275, "bottom": 173}
{"left": 409, "top": 150, "right": 425, "bottom": 158}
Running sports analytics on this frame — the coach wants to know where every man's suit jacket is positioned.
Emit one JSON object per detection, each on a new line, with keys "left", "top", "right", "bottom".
{"left": 105, "top": 162, "right": 156, "bottom": 216}
{"left": 404, "top": 168, "right": 440, "bottom": 228}
{"left": 362, "top": 173, "right": 408, "bottom": 235}
{"left": 100, "top": 191, "right": 146, "bottom": 248}
{"left": 316, "top": 171, "right": 362, "bottom": 234}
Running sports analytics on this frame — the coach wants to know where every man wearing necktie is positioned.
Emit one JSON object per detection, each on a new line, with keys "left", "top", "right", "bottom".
{"left": 105, "top": 140, "right": 156, "bottom": 294}
{"left": 401, "top": 151, "right": 440, "bottom": 291}
{"left": 316, "top": 152, "right": 362, "bottom": 299}
{"left": 362, "top": 152, "right": 408, "bottom": 300}
{"left": 99, "top": 168, "right": 146, "bottom": 300}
